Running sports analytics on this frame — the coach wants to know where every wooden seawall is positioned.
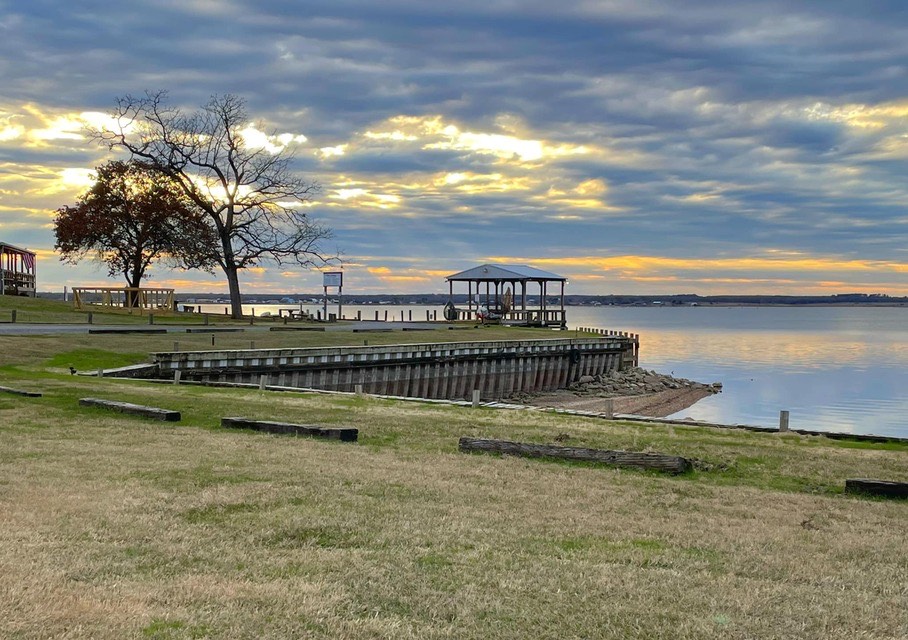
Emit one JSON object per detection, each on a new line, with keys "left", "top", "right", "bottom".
{"left": 150, "top": 337, "right": 637, "bottom": 401}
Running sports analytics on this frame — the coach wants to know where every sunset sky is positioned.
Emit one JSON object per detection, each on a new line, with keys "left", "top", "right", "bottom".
{"left": 2, "top": 1, "right": 908, "bottom": 295}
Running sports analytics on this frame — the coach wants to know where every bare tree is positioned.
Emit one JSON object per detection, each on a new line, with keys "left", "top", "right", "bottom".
{"left": 91, "top": 91, "right": 332, "bottom": 318}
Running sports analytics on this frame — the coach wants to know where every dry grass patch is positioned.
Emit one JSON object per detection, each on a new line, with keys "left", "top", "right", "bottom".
{"left": 0, "top": 334, "right": 907, "bottom": 638}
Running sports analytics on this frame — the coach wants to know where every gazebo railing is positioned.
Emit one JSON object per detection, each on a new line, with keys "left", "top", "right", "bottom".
{"left": 454, "top": 307, "right": 565, "bottom": 327}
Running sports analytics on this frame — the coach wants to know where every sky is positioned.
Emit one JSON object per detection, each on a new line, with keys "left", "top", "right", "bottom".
{"left": 2, "top": 0, "right": 908, "bottom": 296}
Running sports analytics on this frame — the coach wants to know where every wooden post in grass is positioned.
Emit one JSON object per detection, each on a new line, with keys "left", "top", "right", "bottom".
{"left": 472, "top": 389, "right": 481, "bottom": 408}
{"left": 97, "top": 368, "right": 103, "bottom": 378}
{"left": 173, "top": 370, "right": 181, "bottom": 385}
{"left": 603, "top": 398, "right": 614, "bottom": 418}
{"left": 779, "top": 410, "right": 790, "bottom": 432}
{"left": 259, "top": 375, "right": 268, "bottom": 391}
{"left": 845, "top": 479, "right": 908, "bottom": 499}
{"left": 79, "top": 398, "right": 180, "bottom": 421}
{"left": 221, "top": 417, "right": 358, "bottom": 442}
{"left": 0, "top": 385, "right": 42, "bottom": 397}
{"left": 458, "top": 437, "right": 692, "bottom": 474}
{"left": 355, "top": 384, "right": 363, "bottom": 395}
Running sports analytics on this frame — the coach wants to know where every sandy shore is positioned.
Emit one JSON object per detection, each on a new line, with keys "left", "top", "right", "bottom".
{"left": 519, "top": 386, "right": 714, "bottom": 418}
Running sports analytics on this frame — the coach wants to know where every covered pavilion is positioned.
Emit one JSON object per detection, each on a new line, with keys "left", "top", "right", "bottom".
{"left": 445, "top": 263, "right": 567, "bottom": 328}
{"left": 0, "top": 242, "right": 36, "bottom": 297}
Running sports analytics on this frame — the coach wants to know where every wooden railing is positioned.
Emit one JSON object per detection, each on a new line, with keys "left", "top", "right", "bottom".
{"left": 454, "top": 307, "right": 566, "bottom": 327}
{"left": 72, "top": 287, "right": 175, "bottom": 311}
{"left": 0, "top": 269, "right": 36, "bottom": 296}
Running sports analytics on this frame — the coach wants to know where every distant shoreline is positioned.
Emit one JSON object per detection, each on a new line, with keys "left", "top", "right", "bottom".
{"left": 34, "top": 292, "right": 908, "bottom": 308}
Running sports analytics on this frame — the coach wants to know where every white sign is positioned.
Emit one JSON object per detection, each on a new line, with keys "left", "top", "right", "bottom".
{"left": 323, "top": 271, "right": 343, "bottom": 288}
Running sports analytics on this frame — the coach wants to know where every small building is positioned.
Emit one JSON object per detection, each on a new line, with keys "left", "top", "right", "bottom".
{"left": 0, "top": 243, "right": 36, "bottom": 297}
{"left": 445, "top": 263, "right": 567, "bottom": 328}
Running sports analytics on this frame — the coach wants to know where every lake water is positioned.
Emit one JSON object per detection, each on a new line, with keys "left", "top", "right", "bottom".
{"left": 191, "top": 303, "right": 908, "bottom": 438}
{"left": 569, "top": 306, "right": 908, "bottom": 438}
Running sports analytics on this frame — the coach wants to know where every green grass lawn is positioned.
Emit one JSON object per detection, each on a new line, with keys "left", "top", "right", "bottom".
{"left": 0, "top": 330, "right": 906, "bottom": 639}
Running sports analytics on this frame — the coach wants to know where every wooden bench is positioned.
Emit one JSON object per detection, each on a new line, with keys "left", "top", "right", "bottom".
{"left": 79, "top": 398, "right": 181, "bottom": 421}
{"left": 221, "top": 417, "right": 358, "bottom": 442}
{"left": 459, "top": 437, "right": 692, "bottom": 474}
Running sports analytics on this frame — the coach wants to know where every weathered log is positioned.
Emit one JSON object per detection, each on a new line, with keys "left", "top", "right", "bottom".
{"left": 845, "top": 479, "right": 908, "bottom": 499}
{"left": 79, "top": 398, "right": 180, "bottom": 421}
{"left": 458, "top": 436, "right": 692, "bottom": 474}
{"left": 185, "top": 327, "right": 245, "bottom": 333}
{"left": 352, "top": 328, "right": 393, "bottom": 333}
{"left": 221, "top": 417, "right": 358, "bottom": 442}
{"left": 0, "top": 385, "right": 42, "bottom": 397}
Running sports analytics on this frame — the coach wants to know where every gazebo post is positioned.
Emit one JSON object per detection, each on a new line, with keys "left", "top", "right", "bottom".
{"left": 560, "top": 281, "right": 566, "bottom": 327}
{"left": 521, "top": 281, "right": 527, "bottom": 322}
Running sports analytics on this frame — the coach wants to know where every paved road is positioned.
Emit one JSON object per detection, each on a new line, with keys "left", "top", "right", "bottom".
{"left": 0, "top": 321, "right": 451, "bottom": 335}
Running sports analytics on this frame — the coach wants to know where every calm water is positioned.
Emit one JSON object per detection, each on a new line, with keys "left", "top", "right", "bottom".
{"left": 192, "top": 303, "right": 908, "bottom": 438}
{"left": 569, "top": 306, "right": 908, "bottom": 438}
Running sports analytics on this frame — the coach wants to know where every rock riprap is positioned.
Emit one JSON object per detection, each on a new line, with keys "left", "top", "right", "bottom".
{"left": 568, "top": 367, "right": 722, "bottom": 397}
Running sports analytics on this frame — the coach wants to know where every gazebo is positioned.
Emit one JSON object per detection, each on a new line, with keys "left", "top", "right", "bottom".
{"left": 445, "top": 263, "right": 567, "bottom": 328}
{"left": 0, "top": 242, "right": 36, "bottom": 297}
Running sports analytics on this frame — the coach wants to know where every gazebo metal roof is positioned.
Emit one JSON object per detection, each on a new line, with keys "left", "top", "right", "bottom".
{"left": 446, "top": 263, "right": 566, "bottom": 282}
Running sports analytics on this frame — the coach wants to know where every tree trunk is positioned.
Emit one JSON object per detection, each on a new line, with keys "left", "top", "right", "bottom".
{"left": 225, "top": 265, "right": 243, "bottom": 319}
{"left": 127, "top": 271, "right": 143, "bottom": 308}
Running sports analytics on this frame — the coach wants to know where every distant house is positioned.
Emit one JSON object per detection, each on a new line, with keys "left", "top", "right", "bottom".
{"left": 0, "top": 242, "right": 36, "bottom": 297}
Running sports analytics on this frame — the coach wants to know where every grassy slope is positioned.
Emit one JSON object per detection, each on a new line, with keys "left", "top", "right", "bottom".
{"left": 0, "top": 331, "right": 906, "bottom": 639}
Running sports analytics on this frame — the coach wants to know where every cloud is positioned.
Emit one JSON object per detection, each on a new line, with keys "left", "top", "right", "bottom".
{"left": 1, "top": 1, "right": 908, "bottom": 295}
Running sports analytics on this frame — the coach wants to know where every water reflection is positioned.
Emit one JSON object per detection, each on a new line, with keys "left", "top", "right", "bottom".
{"left": 568, "top": 306, "right": 908, "bottom": 437}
